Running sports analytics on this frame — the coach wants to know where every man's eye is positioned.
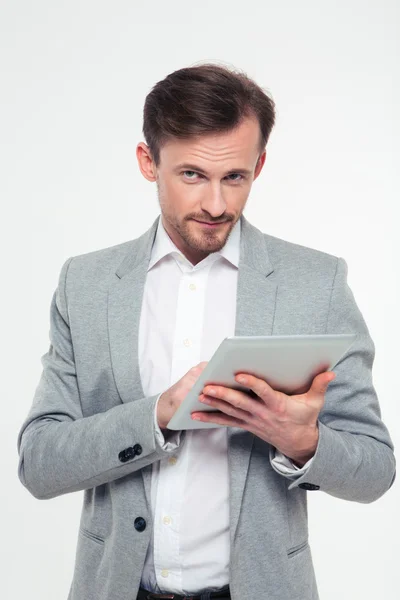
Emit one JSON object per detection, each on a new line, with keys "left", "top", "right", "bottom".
{"left": 182, "top": 171, "right": 243, "bottom": 182}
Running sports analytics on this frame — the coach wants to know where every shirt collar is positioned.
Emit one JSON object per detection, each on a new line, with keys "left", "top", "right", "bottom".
{"left": 147, "top": 215, "right": 241, "bottom": 272}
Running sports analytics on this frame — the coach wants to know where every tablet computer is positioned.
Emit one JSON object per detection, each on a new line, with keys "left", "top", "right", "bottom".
{"left": 166, "top": 333, "right": 356, "bottom": 430}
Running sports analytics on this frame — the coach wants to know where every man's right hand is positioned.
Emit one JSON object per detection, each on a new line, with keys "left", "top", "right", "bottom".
{"left": 157, "top": 362, "right": 209, "bottom": 430}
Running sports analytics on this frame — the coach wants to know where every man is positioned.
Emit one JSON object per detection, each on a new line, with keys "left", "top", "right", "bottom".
{"left": 17, "top": 63, "right": 396, "bottom": 600}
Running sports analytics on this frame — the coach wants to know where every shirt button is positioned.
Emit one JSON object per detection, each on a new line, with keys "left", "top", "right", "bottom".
{"left": 183, "top": 338, "right": 192, "bottom": 347}
{"left": 168, "top": 456, "right": 177, "bottom": 465}
{"left": 189, "top": 283, "right": 196, "bottom": 290}
{"left": 161, "top": 569, "right": 169, "bottom": 578}
{"left": 163, "top": 516, "right": 172, "bottom": 525}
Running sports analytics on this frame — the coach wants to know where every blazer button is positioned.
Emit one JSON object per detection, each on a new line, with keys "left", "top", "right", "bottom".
{"left": 126, "top": 447, "right": 135, "bottom": 459}
{"left": 133, "top": 444, "right": 142, "bottom": 456}
{"left": 134, "top": 517, "right": 146, "bottom": 532}
{"left": 299, "top": 482, "right": 320, "bottom": 490}
{"left": 118, "top": 447, "right": 133, "bottom": 462}
{"left": 118, "top": 450, "right": 127, "bottom": 463}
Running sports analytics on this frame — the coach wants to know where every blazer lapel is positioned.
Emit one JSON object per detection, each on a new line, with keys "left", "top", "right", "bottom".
{"left": 108, "top": 218, "right": 159, "bottom": 405}
{"left": 108, "top": 215, "right": 277, "bottom": 542}
{"left": 228, "top": 216, "right": 277, "bottom": 546}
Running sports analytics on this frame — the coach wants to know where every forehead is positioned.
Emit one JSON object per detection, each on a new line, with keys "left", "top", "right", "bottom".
{"left": 159, "top": 116, "right": 261, "bottom": 169}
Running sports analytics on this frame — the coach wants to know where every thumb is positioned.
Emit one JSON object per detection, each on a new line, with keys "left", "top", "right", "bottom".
{"left": 309, "top": 371, "right": 336, "bottom": 397}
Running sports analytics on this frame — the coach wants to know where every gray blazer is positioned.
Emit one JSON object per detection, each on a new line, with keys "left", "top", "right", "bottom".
{"left": 17, "top": 214, "right": 396, "bottom": 600}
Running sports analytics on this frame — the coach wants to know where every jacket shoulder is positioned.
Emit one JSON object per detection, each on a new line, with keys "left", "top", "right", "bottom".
{"left": 262, "top": 232, "right": 339, "bottom": 280}
{"left": 59, "top": 237, "right": 140, "bottom": 298}
{"left": 71, "top": 239, "right": 135, "bottom": 270}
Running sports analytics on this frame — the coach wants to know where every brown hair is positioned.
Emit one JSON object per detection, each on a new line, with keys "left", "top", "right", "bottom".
{"left": 142, "top": 62, "right": 276, "bottom": 167}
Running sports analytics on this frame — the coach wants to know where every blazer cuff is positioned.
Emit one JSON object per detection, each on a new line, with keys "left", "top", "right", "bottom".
{"left": 153, "top": 393, "right": 182, "bottom": 450}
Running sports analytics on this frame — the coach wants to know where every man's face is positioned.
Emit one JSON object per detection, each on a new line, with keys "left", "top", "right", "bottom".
{"left": 136, "top": 115, "right": 266, "bottom": 265}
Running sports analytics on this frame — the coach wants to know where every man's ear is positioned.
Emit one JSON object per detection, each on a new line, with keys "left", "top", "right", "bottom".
{"left": 136, "top": 142, "right": 157, "bottom": 182}
{"left": 253, "top": 149, "right": 267, "bottom": 181}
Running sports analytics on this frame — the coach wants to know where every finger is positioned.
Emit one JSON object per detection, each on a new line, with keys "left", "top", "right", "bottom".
{"left": 307, "top": 371, "right": 336, "bottom": 401}
{"left": 191, "top": 409, "right": 248, "bottom": 429}
{"left": 235, "top": 374, "right": 281, "bottom": 412}
{"left": 200, "top": 393, "right": 259, "bottom": 424}
{"left": 202, "top": 386, "right": 266, "bottom": 420}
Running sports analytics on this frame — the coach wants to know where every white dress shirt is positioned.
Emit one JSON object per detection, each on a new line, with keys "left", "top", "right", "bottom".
{"left": 138, "top": 215, "right": 313, "bottom": 595}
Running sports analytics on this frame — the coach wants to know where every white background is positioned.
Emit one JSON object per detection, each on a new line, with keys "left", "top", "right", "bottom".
{"left": 1, "top": 1, "right": 399, "bottom": 598}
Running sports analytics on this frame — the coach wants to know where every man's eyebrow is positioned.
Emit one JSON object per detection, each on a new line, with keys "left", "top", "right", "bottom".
{"left": 174, "top": 163, "right": 252, "bottom": 176}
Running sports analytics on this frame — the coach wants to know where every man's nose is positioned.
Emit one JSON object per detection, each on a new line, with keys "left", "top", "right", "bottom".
{"left": 200, "top": 185, "right": 227, "bottom": 217}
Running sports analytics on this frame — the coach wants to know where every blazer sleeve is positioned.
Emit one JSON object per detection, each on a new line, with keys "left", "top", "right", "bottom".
{"left": 17, "top": 258, "right": 185, "bottom": 501}
{"left": 270, "top": 257, "right": 396, "bottom": 502}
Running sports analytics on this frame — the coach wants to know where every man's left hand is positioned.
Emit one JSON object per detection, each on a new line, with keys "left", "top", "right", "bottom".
{"left": 191, "top": 371, "right": 336, "bottom": 467}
